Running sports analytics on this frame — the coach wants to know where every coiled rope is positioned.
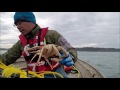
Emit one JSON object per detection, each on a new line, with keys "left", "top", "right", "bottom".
{"left": 0, "top": 60, "right": 63, "bottom": 78}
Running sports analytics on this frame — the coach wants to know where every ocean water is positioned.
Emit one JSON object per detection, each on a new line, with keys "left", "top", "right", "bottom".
{"left": 0, "top": 50, "right": 120, "bottom": 78}
{"left": 77, "top": 51, "right": 120, "bottom": 78}
{"left": 0, "top": 50, "right": 8, "bottom": 54}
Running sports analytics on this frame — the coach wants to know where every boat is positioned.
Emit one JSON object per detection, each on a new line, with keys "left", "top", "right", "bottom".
{"left": 12, "top": 57, "right": 104, "bottom": 78}
{"left": 68, "top": 59, "right": 104, "bottom": 78}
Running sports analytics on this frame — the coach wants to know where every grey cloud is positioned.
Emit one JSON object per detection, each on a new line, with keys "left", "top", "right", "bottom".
{"left": 0, "top": 12, "right": 120, "bottom": 48}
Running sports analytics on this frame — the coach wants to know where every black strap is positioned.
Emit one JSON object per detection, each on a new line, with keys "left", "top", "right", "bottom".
{"left": 26, "top": 29, "right": 42, "bottom": 47}
{"left": 38, "top": 29, "right": 42, "bottom": 46}
{"left": 25, "top": 29, "right": 42, "bottom": 62}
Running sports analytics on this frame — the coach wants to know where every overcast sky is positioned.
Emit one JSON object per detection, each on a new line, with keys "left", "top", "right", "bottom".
{"left": 0, "top": 12, "right": 120, "bottom": 49}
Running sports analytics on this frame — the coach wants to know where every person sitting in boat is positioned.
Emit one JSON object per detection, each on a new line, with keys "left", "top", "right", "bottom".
{"left": 0, "top": 12, "right": 78, "bottom": 78}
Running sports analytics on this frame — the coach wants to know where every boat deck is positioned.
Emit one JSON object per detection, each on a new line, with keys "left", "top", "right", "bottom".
{"left": 13, "top": 57, "right": 103, "bottom": 78}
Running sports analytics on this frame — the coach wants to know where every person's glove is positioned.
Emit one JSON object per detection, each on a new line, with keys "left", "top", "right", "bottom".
{"left": 59, "top": 51, "right": 74, "bottom": 67}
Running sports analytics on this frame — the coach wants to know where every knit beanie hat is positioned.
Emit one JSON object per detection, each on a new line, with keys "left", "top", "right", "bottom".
{"left": 14, "top": 12, "right": 36, "bottom": 24}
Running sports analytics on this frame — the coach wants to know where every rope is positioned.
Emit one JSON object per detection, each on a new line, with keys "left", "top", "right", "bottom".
{"left": 68, "top": 65, "right": 81, "bottom": 78}
{"left": 37, "top": 71, "right": 64, "bottom": 78}
{"left": 73, "top": 65, "right": 81, "bottom": 78}
{"left": 0, "top": 61, "right": 27, "bottom": 78}
{"left": 0, "top": 60, "right": 63, "bottom": 78}
{"left": 28, "top": 71, "right": 44, "bottom": 78}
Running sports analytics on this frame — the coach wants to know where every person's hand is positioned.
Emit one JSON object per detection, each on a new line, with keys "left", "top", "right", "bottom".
{"left": 59, "top": 51, "right": 74, "bottom": 67}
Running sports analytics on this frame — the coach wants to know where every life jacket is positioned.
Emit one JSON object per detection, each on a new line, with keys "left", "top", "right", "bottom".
{"left": 19, "top": 27, "right": 61, "bottom": 72}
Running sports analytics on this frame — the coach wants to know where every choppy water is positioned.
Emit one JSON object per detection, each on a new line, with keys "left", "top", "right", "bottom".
{"left": 0, "top": 50, "right": 120, "bottom": 78}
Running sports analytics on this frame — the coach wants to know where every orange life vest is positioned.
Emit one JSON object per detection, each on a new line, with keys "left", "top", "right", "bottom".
{"left": 19, "top": 27, "right": 61, "bottom": 72}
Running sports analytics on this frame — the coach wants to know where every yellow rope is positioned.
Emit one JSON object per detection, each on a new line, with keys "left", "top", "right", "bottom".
{"left": 73, "top": 65, "right": 81, "bottom": 78}
{"left": 0, "top": 61, "right": 63, "bottom": 78}
{"left": 1, "top": 60, "right": 81, "bottom": 78}
{"left": 0, "top": 61, "right": 27, "bottom": 78}
{"left": 68, "top": 65, "right": 81, "bottom": 78}
{"left": 0, "top": 61, "right": 8, "bottom": 69}
{"left": 2, "top": 67, "right": 27, "bottom": 78}
{"left": 28, "top": 71, "right": 44, "bottom": 78}
{"left": 36, "top": 71, "right": 64, "bottom": 78}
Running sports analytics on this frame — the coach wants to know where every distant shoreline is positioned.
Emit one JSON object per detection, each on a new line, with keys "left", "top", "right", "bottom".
{"left": 75, "top": 47, "right": 120, "bottom": 52}
{"left": 0, "top": 47, "right": 120, "bottom": 52}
